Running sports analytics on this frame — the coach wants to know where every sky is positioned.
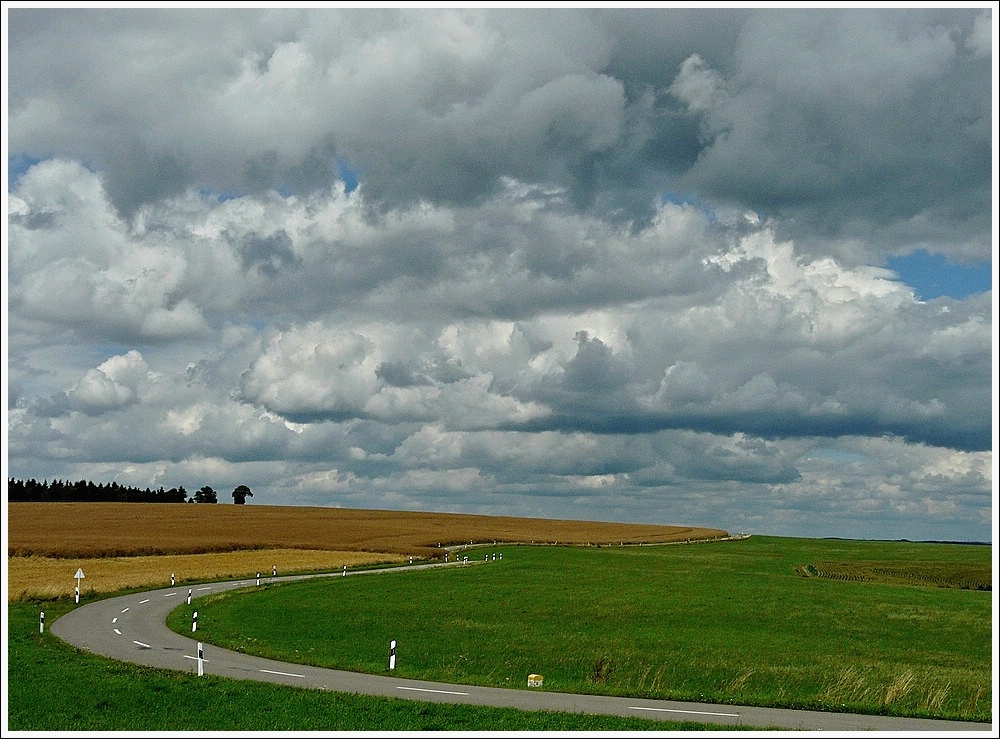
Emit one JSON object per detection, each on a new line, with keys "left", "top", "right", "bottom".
{"left": 4, "top": 5, "right": 996, "bottom": 543}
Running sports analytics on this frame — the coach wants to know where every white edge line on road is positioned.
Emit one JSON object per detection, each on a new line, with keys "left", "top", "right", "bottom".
{"left": 139, "top": 599, "right": 149, "bottom": 604}
{"left": 183, "top": 655, "right": 210, "bottom": 663}
{"left": 164, "top": 592, "right": 177, "bottom": 597}
{"left": 629, "top": 706, "right": 740, "bottom": 718}
{"left": 259, "top": 669, "right": 305, "bottom": 678}
{"left": 113, "top": 628, "right": 121, "bottom": 635}
{"left": 121, "top": 607, "right": 130, "bottom": 612}
{"left": 196, "top": 586, "right": 212, "bottom": 591}
{"left": 133, "top": 640, "right": 150, "bottom": 648}
{"left": 112, "top": 617, "right": 117, "bottom": 623}
{"left": 397, "top": 686, "right": 470, "bottom": 696}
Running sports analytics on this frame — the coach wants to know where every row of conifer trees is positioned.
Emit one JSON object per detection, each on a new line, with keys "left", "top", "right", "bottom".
{"left": 7, "top": 478, "right": 252, "bottom": 504}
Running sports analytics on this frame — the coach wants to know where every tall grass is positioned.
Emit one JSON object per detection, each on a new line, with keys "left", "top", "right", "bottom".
{"left": 171, "top": 537, "right": 991, "bottom": 722}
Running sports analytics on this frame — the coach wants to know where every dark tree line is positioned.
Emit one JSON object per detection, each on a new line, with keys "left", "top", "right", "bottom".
{"left": 7, "top": 478, "right": 252, "bottom": 504}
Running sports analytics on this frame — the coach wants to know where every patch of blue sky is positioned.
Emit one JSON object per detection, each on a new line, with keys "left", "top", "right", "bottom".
{"left": 93, "top": 342, "right": 133, "bottom": 362}
{"left": 336, "top": 157, "right": 360, "bottom": 193}
{"left": 886, "top": 249, "right": 993, "bottom": 300}
{"left": 660, "top": 191, "right": 718, "bottom": 222}
{"left": 8, "top": 154, "right": 42, "bottom": 188}
{"left": 197, "top": 186, "right": 246, "bottom": 203}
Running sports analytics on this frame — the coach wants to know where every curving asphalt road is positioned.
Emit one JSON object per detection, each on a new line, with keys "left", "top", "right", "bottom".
{"left": 50, "top": 562, "right": 993, "bottom": 732}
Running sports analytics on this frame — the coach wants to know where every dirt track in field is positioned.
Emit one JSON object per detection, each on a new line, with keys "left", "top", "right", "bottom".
{"left": 7, "top": 502, "right": 729, "bottom": 601}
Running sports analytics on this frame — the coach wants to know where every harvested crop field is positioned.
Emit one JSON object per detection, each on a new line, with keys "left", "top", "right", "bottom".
{"left": 7, "top": 549, "right": 403, "bottom": 602}
{"left": 7, "top": 502, "right": 728, "bottom": 602}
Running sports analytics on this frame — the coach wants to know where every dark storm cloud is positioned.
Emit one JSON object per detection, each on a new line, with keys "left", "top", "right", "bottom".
{"left": 668, "top": 8, "right": 992, "bottom": 257}
{"left": 8, "top": 8, "right": 990, "bottom": 258}
{"left": 376, "top": 361, "right": 431, "bottom": 388}
{"left": 236, "top": 230, "right": 298, "bottom": 276}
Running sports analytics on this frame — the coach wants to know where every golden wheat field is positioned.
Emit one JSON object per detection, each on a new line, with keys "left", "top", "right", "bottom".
{"left": 7, "top": 502, "right": 728, "bottom": 602}
{"left": 6, "top": 549, "right": 406, "bottom": 602}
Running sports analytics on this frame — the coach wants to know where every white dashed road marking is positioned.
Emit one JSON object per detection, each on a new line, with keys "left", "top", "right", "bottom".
{"left": 630, "top": 706, "right": 740, "bottom": 717}
{"left": 397, "top": 686, "right": 470, "bottom": 696}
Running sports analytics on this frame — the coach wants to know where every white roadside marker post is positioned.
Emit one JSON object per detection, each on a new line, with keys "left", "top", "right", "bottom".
{"left": 256, "top": 572, "right": 261, "bottom": 586}
{"left": 389, "top": 640, "right": 396, "bottom": 670}
{"left": 343, "top": 565, "right": 347, "bottom": 577}
{"left": 74, "top": 568, "right": 85, "bottom": 603}
{"left": 171, "top": 573, "right": 175, "bottom": 586}
{"left": 187, "top": 588, "right": 192, "bottom": 605}
{"left": 197, "top": 642, "right": 204, "bottom": 677}
{"left": 273, "top": 565, "right": 277, "bottom": 577}
{"left": 39, "top": 611, "right": 44, "bottom": 634}
{"left": 192, "top": 611, "right": 198, "bottom": 633}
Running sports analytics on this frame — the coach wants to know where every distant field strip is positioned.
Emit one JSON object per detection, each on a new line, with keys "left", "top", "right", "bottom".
{"left": 796, "top": 561, "right": 991, "bottom": 590}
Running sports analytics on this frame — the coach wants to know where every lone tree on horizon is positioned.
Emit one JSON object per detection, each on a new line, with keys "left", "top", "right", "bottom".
{"left": 193, "top": 485, "right": 217, "bottom": 503}
{"left": 232, "top": 485, "right": 253, "bottom": 505}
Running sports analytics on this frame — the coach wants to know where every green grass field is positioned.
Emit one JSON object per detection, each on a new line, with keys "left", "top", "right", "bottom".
{"left": 7, "top": 600, "right": 732, "bottom": 731}
{"left": 167, "top": 536, "right": 992, "bottom": 723}
{"left": 7, "top": 535, "right": 991, "bottom": 730}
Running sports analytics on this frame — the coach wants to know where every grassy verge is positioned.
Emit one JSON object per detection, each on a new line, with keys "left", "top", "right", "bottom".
{"left": 6, "top": 599, "right": 736, "bottom": 731}
{"left": 168, "top": 536, "right": 991, "bottom": 723}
